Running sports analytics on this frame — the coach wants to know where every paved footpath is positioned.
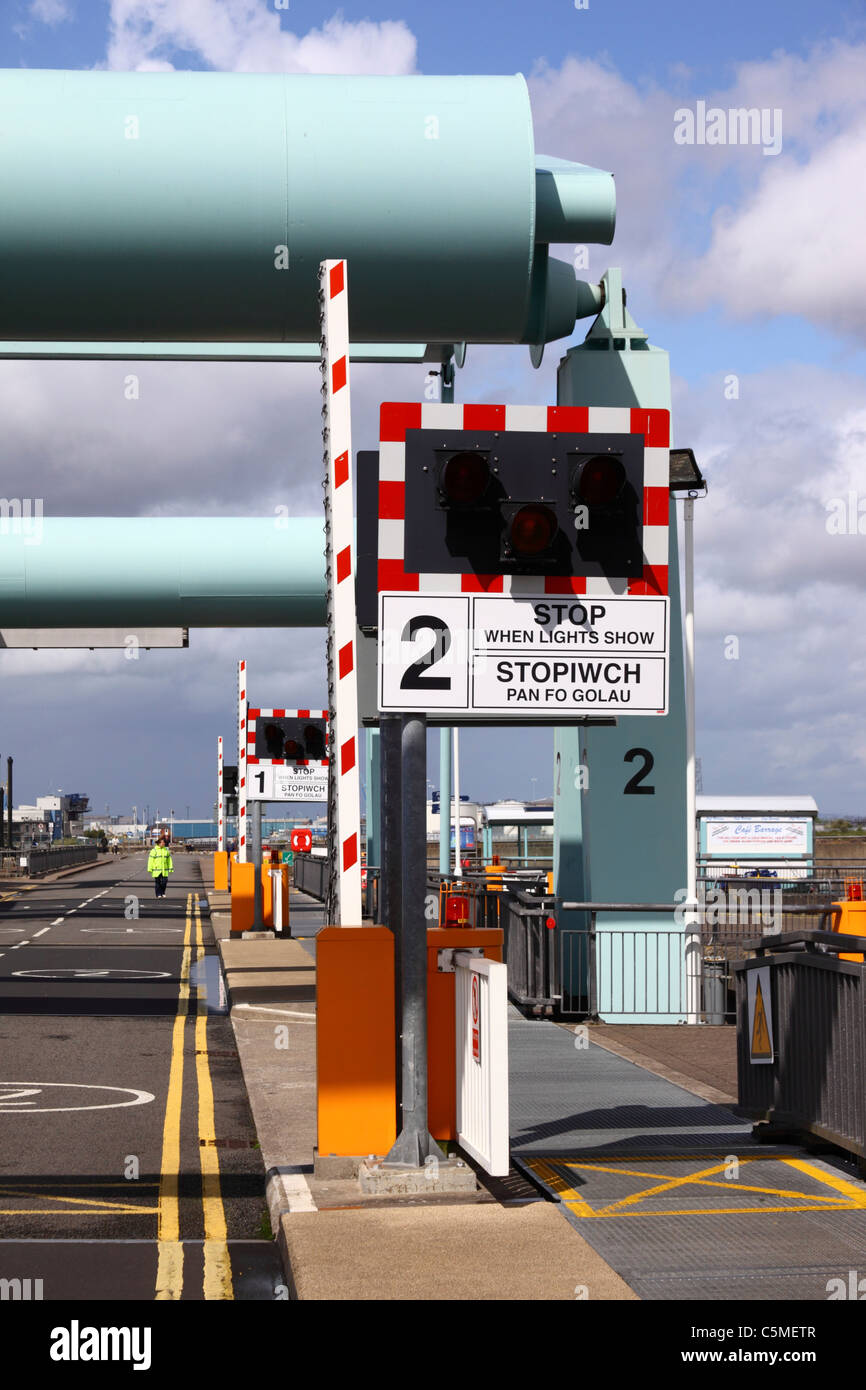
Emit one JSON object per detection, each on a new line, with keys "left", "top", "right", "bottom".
{"left": 0, "top": 854, "right": 282, "bottom": 1300}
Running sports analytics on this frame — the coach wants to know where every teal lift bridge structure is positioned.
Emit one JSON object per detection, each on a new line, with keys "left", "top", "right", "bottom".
{"left": 0, "top": 69, "right": 691, "bottom": 1023}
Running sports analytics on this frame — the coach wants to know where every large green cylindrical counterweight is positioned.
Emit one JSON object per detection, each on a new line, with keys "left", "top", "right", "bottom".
{"left": 0, "top": 71, "right": 614, "bottom": 346}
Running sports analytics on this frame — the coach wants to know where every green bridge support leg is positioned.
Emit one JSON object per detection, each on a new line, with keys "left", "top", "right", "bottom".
{"left": 553, "top": 269, "right": 688, "bottom": 1023}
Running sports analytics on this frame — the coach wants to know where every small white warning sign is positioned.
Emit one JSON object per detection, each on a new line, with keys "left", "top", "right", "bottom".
{"left": 378, "top": 592, "right": 669, "bottom": 717}
{"left": 747, "top": 966, "right": 774, "bottom": 1064}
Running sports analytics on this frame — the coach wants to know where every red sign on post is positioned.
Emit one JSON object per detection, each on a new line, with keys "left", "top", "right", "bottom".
{"left": 471, "top": 973, "right": 480, "bottom": 1065}
{"left": 291, "top": 829, "right": 312, "bottom": 854}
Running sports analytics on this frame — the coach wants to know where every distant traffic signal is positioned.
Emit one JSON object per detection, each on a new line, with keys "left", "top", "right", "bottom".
{"left": 254, "top": 716, "right": 328, "bottom": 764}
{"left": 223, "top": 765, "right": 238, "bottom": 797}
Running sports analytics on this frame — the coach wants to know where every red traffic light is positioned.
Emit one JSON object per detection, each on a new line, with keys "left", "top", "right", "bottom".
{"left": 576, "top": 455, "right": 625, "bottom": 505}
{"left": 509, "top": 504, "right": 557, "bottom": 555}
{"left": 284, "top": 738, "right": 304, "bottom": 758}
{"left": 441, "top": 451, "right": 491, "bottom": 505}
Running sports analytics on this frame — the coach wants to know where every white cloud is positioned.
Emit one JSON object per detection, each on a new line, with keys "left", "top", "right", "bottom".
{"left": 529, "top": 41, "right": 866, "bottom": 341}
{"left": 29, "top": 0, "right": 72, "bottom": 25}
{"left": 106, "top": 0, "right": 417, "bottom": 75}
{"left": 667, "top": 120, "right": 866, "bottom": 337}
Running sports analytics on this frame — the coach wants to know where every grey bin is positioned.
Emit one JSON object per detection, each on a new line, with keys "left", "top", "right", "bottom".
{"left": 703, "top": 958, "right": 726, "bottom": 1025}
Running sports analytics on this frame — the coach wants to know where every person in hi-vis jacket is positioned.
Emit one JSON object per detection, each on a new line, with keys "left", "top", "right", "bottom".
{"left": 147, "top": 835, "right": 174, "bottom": 899}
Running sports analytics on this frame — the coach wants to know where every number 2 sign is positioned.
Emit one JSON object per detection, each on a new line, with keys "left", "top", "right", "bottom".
{"left": 379, "top": 594, "right": 470, "bottom": 711}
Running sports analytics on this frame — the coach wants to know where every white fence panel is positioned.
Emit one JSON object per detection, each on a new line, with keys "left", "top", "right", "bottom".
{"left": 454, "top": 951, "right": 509, "bottom": 1176}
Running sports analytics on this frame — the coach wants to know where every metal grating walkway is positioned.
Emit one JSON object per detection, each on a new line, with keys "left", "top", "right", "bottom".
{"left": 509, "top": 1018, "right": 866, "bottom": 1300}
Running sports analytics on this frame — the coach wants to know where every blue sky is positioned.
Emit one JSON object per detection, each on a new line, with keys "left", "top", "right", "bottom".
{"left": 1, "top": 0, "right": 866, "bottom": 820}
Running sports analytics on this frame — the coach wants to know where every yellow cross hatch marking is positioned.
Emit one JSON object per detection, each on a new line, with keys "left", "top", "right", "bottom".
{"left": 524, "top": 1155, "right": 866, "bottom": 1218}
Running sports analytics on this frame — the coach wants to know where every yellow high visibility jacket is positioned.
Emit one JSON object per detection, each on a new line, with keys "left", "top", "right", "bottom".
{"left": 147, "top": 844, "right": 174, "bottom": 877}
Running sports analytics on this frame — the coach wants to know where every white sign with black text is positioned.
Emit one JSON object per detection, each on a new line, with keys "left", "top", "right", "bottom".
{"left": 246, "top": 765, "right": 329, "bottom": 802}
{"left": 378, "top": 592, "right": 669, "bottom": 717}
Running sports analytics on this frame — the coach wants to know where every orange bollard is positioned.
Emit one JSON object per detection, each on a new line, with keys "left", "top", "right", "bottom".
{"left": 230, "top": 860, "right": 256, "bottom": 934}
{"left": 831, "top": 896, "right": 866, "bottom": 963}
{"left": 213, "top": 851, "right": 230, "bottom": 891}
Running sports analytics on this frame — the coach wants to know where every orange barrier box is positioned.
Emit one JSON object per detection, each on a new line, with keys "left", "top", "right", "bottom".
{"left": 832, "top": 898, "right": 866, "bottom": 962}
{"left": 231, "top": 861, "right": 290, "bottom": 934}
{"left": 315, "top": 923, "right": 503, "bottom": 1157}
{"left": 317, "top": 925, "right": 397, "bottom": 1159}
{"left": 213, "top": 851, "right": 230, "bottom": 891}
{"left": 263, "top": 863, "right": 290, "bottom": 932}
{"left": 230, "top": 860, "right": 255, "bottom": 934}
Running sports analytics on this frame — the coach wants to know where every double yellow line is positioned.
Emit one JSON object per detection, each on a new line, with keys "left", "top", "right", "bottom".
{"left": 155, "top": 892, "right": 233, "bottom": 1300}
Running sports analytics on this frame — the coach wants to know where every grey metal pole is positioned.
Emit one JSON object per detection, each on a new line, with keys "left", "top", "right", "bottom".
{"left": 251, "top": 799, "right": 264, "bottom": 930}
{"left": 380, "top": 715, "right": 403, "bottom": 937}
{"left": 383, "top": 713, "right": 444, "bottom": 1167}
{"left": 380, "top": 714, "right": 404, "bottom": 1118}
{"left": 439, "top": 728, "right": 451, "bottom": 875}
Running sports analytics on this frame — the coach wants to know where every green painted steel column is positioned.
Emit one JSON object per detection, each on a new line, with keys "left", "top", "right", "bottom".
{"left": 554, "top": 270, "right": 687, "bottom": 1022}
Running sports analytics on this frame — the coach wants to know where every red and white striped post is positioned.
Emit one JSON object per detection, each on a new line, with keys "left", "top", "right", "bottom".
{"left": 319, "top": 259, "right": 362, "bottom": 926}
{"left": 237, "top": 659, "right": 248, "bottom": 863}
{"left": 217, "top": 736, "right": 225, "bottom": 853}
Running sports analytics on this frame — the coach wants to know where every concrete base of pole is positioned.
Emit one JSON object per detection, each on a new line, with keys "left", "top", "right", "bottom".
{"left": 241, "top": 929, "right": 275, "bottom": 939}
{"left": 359, "top": 1157, "right": 477, "bottom": 1196}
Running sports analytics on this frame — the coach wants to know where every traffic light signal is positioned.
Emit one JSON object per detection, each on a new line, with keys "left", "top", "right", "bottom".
{"left": 401, "top": 428, "right": 643, "bottom": 582}
{"left": 223, "top": 765, "right": 238, "bottom": 797}
{"left": 254, "top": 716, "right": 328, "bottom": 763}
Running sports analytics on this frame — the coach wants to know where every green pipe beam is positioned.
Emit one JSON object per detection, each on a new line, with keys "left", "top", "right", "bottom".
{"left": 0, "top": 519, "right": 326, "bottom": 627}
{"left": 0, "top": 71, "right": 614, "bottom": 347}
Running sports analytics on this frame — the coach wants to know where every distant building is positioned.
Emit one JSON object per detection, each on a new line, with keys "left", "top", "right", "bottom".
{"left": 697, "top": 795, "right": 818, "bottom": 876}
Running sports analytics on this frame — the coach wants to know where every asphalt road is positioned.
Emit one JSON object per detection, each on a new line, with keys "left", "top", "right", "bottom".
{"left": 0, "top": 854, "right": 283, "bottom": 1301}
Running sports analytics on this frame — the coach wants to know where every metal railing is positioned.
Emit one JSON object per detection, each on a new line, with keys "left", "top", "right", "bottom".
{"left": 735, "top": 930, "right": 866, "bottom": 1164}
{"left": 6, "top": 844, "right": 100, "bottom": 876}
{"left": 292, "top": 852, "right": 328, "bottom": 901}
{"left": 501, "top": 890, "right": 558, "bottom": 1013}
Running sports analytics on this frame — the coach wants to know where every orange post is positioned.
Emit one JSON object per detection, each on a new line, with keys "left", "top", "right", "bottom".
{"left": 230, "top": 860, "right": 256, "bottom": 934}
{"left": 214, "top": 851, "right": 230, "bottom": 891}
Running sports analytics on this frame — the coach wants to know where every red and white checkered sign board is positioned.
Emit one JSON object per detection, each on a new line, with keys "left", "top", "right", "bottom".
{"left": 246, "top": 708, "right": 330, "bottom": 768}
{"left": 376, "top": 402, "right": 670, "bottom": 599}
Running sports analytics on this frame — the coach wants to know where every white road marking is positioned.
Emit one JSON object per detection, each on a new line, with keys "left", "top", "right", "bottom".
{"left": 0, "top": 1081, "right": 156, "bottom": 1114}
{"left": 32, "top": 928, "right": 50, "bottom": 938}
{"left": 51, "top": 918, "right": 64, "bottom": 926}
{"left": 267, "top": 1167, "right": 317, "bottom": 1218}
{"left": 233, "top": 1003, "right": 316, "bottom": 1022}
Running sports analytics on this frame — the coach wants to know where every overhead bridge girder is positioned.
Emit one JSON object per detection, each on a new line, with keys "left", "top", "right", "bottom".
{"left": 0, "top": 519, "right": 326, "bottom": 628}
{"left": 0, "top": 71, "right": 613, "bottom": 350}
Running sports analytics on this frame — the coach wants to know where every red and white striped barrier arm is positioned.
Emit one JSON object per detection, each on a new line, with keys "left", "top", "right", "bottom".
{"left": 217, "top": 736, "right": 225, "bottom": 853}
{"left": 237, "top": 659, "right": 248, "bottom": 863}
{"left": 319, "top": 259, "right": 362, "bottom": 926}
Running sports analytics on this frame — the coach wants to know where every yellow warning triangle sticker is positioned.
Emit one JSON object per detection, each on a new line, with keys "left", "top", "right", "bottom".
{"left": 751, "top": 977, "right": 772, "bottom": 1059}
